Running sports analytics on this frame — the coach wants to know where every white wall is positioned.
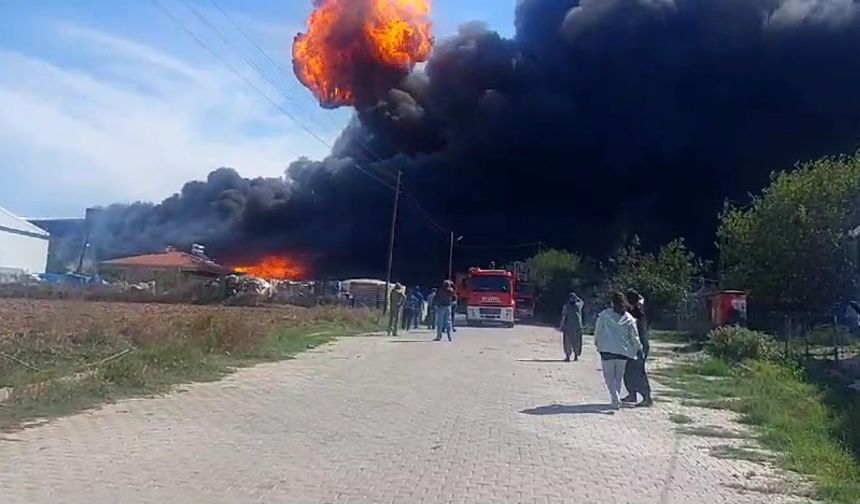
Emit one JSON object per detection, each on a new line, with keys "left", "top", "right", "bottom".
{"left": 0, "top": 230, "right": 49, "bottom": 274}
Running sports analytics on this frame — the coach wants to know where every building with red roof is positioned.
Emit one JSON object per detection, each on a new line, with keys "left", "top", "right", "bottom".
{"left": 100, "top": 247, "right": 232, "bottom": 292}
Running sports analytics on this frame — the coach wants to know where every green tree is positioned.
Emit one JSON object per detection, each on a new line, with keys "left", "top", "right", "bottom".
{"left": 718, "top": 155, "right": 860, "bottom": 313}
{"left": 612, "top": 237, "right": 701, "bottom": 318}
{"left": 527, "top": 249, "right": 580, "bottom": 320}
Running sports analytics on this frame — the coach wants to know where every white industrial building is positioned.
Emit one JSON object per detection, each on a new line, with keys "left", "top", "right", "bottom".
{"left": 0, "top": 205, "right": 49, "bottom": 277}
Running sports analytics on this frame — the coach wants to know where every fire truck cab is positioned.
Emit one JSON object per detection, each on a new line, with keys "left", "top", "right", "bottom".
{"left": 462, "top": 267, "right": 516, "bottom": 327}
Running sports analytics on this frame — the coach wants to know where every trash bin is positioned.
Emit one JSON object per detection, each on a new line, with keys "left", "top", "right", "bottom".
{"left": 711, "top": 290, "right": 748, "bottom": 327}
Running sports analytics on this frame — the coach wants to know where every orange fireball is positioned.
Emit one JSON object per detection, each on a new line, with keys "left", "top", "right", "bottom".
{"left": 293, "top": 0, "right": 433, "bottom": 108}
{"left": 232, "top": 255, "right": 307, "bottom": 280}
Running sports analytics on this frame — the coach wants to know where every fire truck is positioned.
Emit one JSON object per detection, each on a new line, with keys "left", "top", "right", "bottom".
{"left": 459, "top": 267, "right": 516, "bottom": 327}
{"left": 508, "top": 261, "right": 536, "bottom": 321}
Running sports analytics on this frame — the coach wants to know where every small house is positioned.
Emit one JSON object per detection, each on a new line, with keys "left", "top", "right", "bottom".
{"left": 100, "top": 247, "right": 231, "bottom": 293}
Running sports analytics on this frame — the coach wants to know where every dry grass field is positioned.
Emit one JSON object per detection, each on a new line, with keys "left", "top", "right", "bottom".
{"left": 0, "top": 299, "right": 380, "bottom": 428}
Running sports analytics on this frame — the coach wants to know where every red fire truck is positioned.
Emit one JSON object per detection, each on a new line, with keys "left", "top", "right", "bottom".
{"left": 459, "top": 267, "right": 516, "bottom": 327}
{"left": 509, "top": 261, "right": 536, "bottom": 321}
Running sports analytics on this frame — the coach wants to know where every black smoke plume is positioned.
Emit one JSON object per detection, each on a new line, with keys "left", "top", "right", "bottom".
{"left": 56, "top": 0, "right": 860, "bottom": 281}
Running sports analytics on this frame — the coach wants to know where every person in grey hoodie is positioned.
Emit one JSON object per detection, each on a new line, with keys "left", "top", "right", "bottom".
{"left": 594, "top": 291, "right": 643, "bottom": 409}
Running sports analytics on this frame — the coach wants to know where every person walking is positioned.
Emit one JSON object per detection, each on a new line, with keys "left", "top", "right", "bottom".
{"left": 434, "top": 280, "right": 455, "bottom": 341}
{"left": 403, "top": 288, "right": 419, "bottom": 332}
{"left": 621, "top": 290, "right": 653, "bottom": 407}
{"left": 387, "top": 284, "right": 406, "bottom": 336}
{"left": 425, "top": 288, "right": 437, "bottom": 329}
{"left": 416, "top": 287, "right": 426, "bottom": 329}
{"left": 412, "top": 286, "right": 425, "bottom": 330}
{"left": 559, "top": 292, "right": 585, "bottom": 362}
{"left": 594, "top": 291, "right": 643, "bottom": 409}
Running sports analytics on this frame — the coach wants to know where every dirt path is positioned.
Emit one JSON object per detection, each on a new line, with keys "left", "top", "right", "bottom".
{"left": 0, "top": 326, "right": 808, "bottom": 503}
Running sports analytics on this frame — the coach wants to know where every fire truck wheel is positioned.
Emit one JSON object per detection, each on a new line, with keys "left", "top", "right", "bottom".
{"left": 504, "top": 322, "right": 515, "bottom": 328}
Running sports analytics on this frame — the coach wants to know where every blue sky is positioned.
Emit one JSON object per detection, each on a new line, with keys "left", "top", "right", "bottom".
{"left": 0, "top": 0, "right": 515, "bottom": 218}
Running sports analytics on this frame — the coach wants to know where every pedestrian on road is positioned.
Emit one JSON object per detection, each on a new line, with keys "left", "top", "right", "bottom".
{"left": 559, "top": 292, "right": 585, "bottom": 362}
{"left": 450, "top": 283, "right": 458, "bottom": 333}
{"left": 622, "top": 290, "right": 653, "bottom": 407}
{"left": 403, "top": 288, "right": 420, "bottom": 331}
{"left": 425, "top": 288, "right": 437, "bottom": 329}
{"left": 594, "top": 291, "right": 643, "bottom": 409}
{"left": 434, "top": 280, "right": 455, "bottom": 341}
{"left": 413, "top": 286, "right": 425, "bottom": 330}
{"left": 388, "top": 284, "right": 406, "bottom": 337}
{"left": 416, "top": 287, "right": 427, "bottom": 329}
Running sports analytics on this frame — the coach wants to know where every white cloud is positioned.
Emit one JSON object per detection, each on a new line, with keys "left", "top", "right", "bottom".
{"left": 0, "top": 21, "right": 344, "bottom": 217}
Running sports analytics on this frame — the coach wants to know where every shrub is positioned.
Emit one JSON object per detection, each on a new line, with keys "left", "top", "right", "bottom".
{"left": 706, "top": 326, "right": 780, "bottom": 363}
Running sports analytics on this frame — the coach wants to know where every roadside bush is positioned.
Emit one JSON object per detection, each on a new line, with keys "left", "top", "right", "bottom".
{"left": 706, "top": 326, "right": 780, "bottom": 363}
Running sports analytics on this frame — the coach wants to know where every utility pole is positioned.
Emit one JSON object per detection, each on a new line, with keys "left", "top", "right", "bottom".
{"left": 448, "top": 232, "right": 463, "bottom": 280}
{"left": 383, "top": 170, "right": 402, "bottom": 315}
{"left": 76, "top": 208, "right": 94, "bottom": 274}
{"left": 448, "top": 231, "right": 455, "bottom": 281}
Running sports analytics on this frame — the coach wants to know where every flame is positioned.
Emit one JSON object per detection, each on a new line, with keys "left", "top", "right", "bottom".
{"left": 293, "top": 0, "right": 433, "bottom": 108}
{"left": 232, "top": 255, "right": 307, "bottom": 280}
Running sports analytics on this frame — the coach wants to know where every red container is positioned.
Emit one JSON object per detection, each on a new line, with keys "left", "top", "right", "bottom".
{"left": 711, "top": 290, "right": 748, "bottom": 327}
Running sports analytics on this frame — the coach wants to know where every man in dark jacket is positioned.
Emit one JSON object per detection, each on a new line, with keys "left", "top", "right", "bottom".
{"left": 434, "top": 281, "right": 455, "bottom": 341}
{"left": 559, "top": 292, "right": 585, "bottom": 362}
{"left": 622, "top": 290, "right": 652, "bottom": 407}
{"left": 387, "top": 284, "right": 406, "bottom": 336}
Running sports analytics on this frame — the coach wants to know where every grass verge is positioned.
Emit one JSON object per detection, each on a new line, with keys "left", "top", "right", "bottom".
{"left": 650, "top": 330, "right": 698, "bottom": 344}
{"left": 0, "top": 304, "right": 381, "bottom": 430}
{"left": 662, "top": 355, "right": 860, "bottom": 503}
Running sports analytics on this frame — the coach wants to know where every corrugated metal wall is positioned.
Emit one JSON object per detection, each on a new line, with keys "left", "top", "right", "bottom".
{"left": 0, "top": 230, "right": 49, "bottom": 274}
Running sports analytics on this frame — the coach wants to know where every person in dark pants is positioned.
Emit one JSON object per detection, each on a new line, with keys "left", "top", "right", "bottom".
{"left": 594, "top": 292, "right": 643, "bottom": 409}
{"left": 403, "top": 288, "right": 421, "bottom": 331}
{"left": 412, "top": 287, "right": 425, "bottom": 329}
{"left": 622, "top": 290, "right": 653, "bottom": 407}
{"left": 434, "top": 281, "right": 455, "bottom": 341}
{"left": 387, "top": 284, "right": 405, "bottom": 336}
{"left": 425, "top": 288, "right": 437, "bottom": 329}
{"left": 559, "top": 292, "right": 585, "bottom": 361}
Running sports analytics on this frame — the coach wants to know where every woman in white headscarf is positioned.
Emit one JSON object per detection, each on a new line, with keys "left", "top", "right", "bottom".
{"left": 593, "top": 291, "right": 643, "bottom": 409}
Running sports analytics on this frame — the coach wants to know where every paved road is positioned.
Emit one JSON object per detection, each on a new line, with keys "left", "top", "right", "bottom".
{"left": 0, "top": 325, "right": 806, "bottom": 503}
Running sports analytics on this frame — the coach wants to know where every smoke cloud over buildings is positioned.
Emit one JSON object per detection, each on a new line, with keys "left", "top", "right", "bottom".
{"left": 61, "top": 0, "right": 860, "bottom": 281}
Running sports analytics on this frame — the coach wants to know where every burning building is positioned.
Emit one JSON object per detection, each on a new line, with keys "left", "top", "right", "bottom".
{"left": 231, "top": 255, "right": 307, "bottom": 281}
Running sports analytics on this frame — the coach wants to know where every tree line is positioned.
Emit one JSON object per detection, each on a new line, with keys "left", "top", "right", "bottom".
{"left": 528, "top": 154, "right": 860, "bottom": 325}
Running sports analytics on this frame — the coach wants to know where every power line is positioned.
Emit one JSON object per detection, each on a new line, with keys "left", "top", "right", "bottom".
{"left": 401, "top": 188, "right": 447, "bottom": 234}
{"left": 177, "top": 0, "right": 423, "bottom": 201}
{"left": 205, "top": 0, "right": 396, "bottom": 171}
{"left": 203, "top": 0, "right": 447, "bottom": 233}
{"left": 203, "top": 0, "right": 447, "bottom": 235}
{"left": 180, "top": 0, "right": 344, "bottom": 141}
{"left": 155, "top": 0, "right": 449, "bottom": 234}
{"left": 455, "top": 241, "right": 544, "bottom": 250}
{"left": 147, "top": 0, "right": 396, "bottom": 191}
{"left": 204, "top": 0, "right": 345, "bottom": 135}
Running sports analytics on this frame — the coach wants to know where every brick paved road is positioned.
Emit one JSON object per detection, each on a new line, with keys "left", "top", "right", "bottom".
{"left": 0, "top": 325, "right": 807, "bottom": 503}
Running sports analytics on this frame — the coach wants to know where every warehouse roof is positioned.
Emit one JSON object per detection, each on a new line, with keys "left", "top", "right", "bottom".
{"left": 0, "top": 206, "right": 50, "bottom": 239}
{"left": 101, "top": 249, "right": 231, "bottom": 275}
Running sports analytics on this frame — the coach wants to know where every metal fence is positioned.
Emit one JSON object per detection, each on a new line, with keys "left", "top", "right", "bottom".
{"left": 752, "top": 310, "right": 860, "bottom": 363}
